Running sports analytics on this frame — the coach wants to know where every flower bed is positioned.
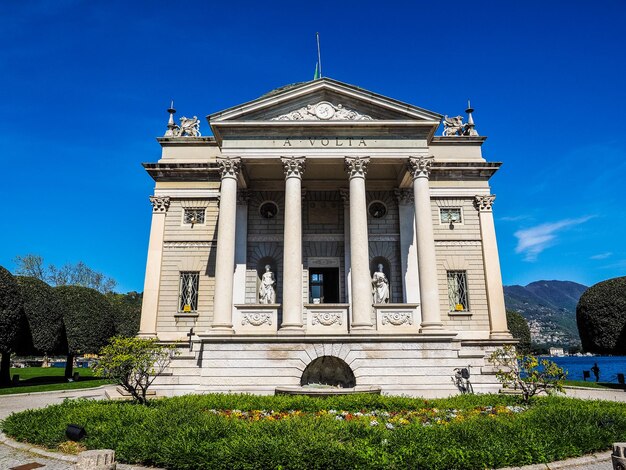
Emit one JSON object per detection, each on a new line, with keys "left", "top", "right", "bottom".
{"left": 2, "top": 394, "right": 625, "bottom": 470}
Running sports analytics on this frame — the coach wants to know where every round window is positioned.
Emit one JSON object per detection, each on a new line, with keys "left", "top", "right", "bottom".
{"left": 368, "top": 201, "right": 387, "bottom": 218}
{"left": 259, "top": 201, "right": 279, "bottom": 219}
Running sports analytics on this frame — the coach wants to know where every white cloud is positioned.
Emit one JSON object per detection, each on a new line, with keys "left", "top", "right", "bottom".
{"left": 590, "top": 252, "right": 612, "bottom": 260}
{"left": 499, "top": 215, "right": 530, "bottom": 222}
{"left": 514, "top": 216, "right": 593, "bottom": 261}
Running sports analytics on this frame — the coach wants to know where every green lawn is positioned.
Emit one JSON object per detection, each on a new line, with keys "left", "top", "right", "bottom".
{"left": 0, "top": 367, "right": 112, "bottom": 395}
{"left": 563, "top": 379, "right": 625, "bottom": 389}
{"left": 4, "top": 393, "right": 626, "bottom": 470}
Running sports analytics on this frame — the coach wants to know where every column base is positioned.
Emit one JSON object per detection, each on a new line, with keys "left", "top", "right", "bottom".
{"left": 350, "top": 323, "right": 374, "bottom": 331}
{"left": 209, "top": 324, "right": 235, "bottom": 334}
{"left": 278, "top": 324, "right": 304, "bottom": 333}
{"left": 490, "top": 331, "right": 514, "bottom": 340}
{"left": 419, "top": 322, "right": 444, "bottom": 332}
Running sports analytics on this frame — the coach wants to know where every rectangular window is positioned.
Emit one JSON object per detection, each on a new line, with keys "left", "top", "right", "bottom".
{"left": 183, "top": 208, "right": 205, "bottom": 225}
{"left": 440, "top": 208, "right": 462, "bottom": 224}
{"left": 179, "top": 272, "right": 199, "bottom": 313}
{"left": 447, "top": 270, "right": 469, "bottom": 312}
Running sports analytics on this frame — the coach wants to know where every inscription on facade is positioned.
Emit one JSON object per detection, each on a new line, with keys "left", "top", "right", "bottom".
{"left": 280, "top": 137, "right": 367, "bottom": 147}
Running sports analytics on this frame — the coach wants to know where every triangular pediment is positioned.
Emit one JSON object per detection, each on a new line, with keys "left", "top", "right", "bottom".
{"left": 209, "top": 78, "right": 443, "bottom": 124}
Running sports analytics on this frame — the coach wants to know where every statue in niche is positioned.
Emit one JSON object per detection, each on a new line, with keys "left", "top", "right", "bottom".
{"left": 372, "top": 264, "right": 390, "bottom": 304}
{"left": 258, "top": 265, "right": 276, "bottom": 304}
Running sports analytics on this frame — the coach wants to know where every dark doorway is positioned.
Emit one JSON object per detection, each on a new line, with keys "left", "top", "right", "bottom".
{"left": 300, "top": 356, "right": 356, "bottom": 388}
{"left": 309, "top": 268, "right": 339, "bottom": 303}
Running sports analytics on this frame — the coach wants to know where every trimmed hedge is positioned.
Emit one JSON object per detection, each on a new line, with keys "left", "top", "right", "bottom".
{"left": 54, "top": 285, "right": 114, "bottom": 355}
{"left": 107, "top": 292, "right": 142, "bottom": 337}
{"left": 4, "top": 394, "right": 626, "bottom": 470}
{"left": 17, "top": 276, "right": 64, "bottom": 354}
{"left": 576, "top": 276, "right": 626, "bottom": 354}
{"left": 0, "top": 266, "right": 23, "bottom": 385}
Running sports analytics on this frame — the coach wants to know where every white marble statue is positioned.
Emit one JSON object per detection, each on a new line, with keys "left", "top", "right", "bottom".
{"left": 174, "top": 116, "right": 201, "bottom": 137}
{"left": 443, "top": 115, "right": 465, "bottom": 136}
{"left": 258, "top": 265, "right": 276, "bottom": 304}
{"left": 372, "top": 264, "right": 390, "bottom": 304}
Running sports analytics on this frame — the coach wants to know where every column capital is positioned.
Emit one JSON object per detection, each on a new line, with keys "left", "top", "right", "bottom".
{"left": 149, "top": 196, "right": 170, "bottom": 213}
{"left": 475, "top": 194, "right": 496, "bottom": 212}
{"left": 339, "top": 188, "right": 350, "bottom": 206}
{"left": 345, "top": 156, "right": 370, "bottom": 179}
{"left": 217, "top": 157, "right": 242, "bottom": 180}
{"left": 394, "top": 188, "right": 414, "bottom": 205}
{"left": 408, "top": 156, "right": 434, "bottom": 179}
{"left": 281, "top": 156, "right": 306, "bottom": 179}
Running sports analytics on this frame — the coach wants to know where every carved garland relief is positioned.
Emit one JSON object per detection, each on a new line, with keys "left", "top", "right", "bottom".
{"left": 381, "top": 312, "right": 413, "bottom": 326}
{"left": 311, "top": 312, "right": 343, "bottom": 326}
{"left": 272, "top": 101, "right": 373, "bottom": 121}
{"left": 241, "top": 312, "right": 272, "bottom": 327}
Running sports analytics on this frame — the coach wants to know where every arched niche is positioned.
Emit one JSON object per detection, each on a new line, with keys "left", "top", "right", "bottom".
{"left": 300, "top": 356, "right": 356, "bottom": 388}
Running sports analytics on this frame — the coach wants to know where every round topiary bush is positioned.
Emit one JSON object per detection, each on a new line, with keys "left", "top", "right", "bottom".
{"left": 55, "top": 285, "right": 115, "bottom": 356}
{"left": 576, "top": 276, "right": 626, "bottom": 354}
{"left": 0, "top": 266, "right": 23, "bottom": 384}
{"left": 17, "top": 276, "right": 64, "bottom": 355}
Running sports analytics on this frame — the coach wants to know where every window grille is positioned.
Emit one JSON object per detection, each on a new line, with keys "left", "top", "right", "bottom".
{"left": 183, "top": 208, "right": 205, "bottom": 225}
{"left": 440, "top": 208, "right": 462, "bottom": 224}
{"left": 179, "top": 272, "right": 199, "bottom": 312}
{"left": 447, "top": 270, "right": 469, "bottom": 312}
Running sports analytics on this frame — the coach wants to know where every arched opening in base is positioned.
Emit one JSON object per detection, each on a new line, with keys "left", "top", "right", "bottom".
{"left": 300, "top": 356, "right": 356, "bottom": 388}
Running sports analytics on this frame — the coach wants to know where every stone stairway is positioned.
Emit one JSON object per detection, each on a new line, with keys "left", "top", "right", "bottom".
{"left": 152, "top": 342, "right": 203, "bottom": 396}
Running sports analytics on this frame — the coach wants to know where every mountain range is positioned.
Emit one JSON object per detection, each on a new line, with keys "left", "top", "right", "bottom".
{"left": 503, "top": 280, "right": 588, "bottom": 348}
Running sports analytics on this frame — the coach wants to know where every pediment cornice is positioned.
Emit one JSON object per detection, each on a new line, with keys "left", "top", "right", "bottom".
{"left": 209, "top": 78, "right": 443, "bottom": 123}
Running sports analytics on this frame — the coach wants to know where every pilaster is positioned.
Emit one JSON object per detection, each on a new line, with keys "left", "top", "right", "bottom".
{"left": 395, "top": 189, "right": 420, "bottom": 305}
{"left": 475, "top": 195, "right": 511, "bottom": 339}
{"left": 138, "top": 196, "right": 170, "bottom": 338}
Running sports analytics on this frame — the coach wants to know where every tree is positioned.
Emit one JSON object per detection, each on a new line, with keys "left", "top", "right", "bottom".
{"left": 13, "top": 254, "right": 47, "bottom": 280}
{"left": 0, "top": 267, "right": 23, "bottom": 385}
{"left": 54, "top": 285, "right": 115, "bottom": 378}
{"left": 107, "top": 292, "right": 142, "bottom": 337}
{"left": 13, "top": 254, "right": 118, "bottom": 294}
{"left": 576, "top": 276, "right": 626, "bottom": 354}
{"left": 16, "top": 277, "right": 64, "bottom": 355}
{"left": 93, "top": 336, "right": 174, "bottom": 405}
{"left": 489, "top": 345, "right": 566, "bottom": 402}
{"left": 506, "top": 310, "right": 532, "bottom": 355}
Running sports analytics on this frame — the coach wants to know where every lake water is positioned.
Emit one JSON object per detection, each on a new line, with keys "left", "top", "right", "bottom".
{"left": 542, "top": 356, "right": 626, "bottom": 383}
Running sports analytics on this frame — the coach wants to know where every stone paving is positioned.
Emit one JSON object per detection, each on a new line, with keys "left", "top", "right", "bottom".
{"left": 1, "top": 386, "right": 624, "bottom": 469}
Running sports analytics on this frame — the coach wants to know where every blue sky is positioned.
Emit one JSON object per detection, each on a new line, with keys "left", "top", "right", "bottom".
{"left": 1, "top": 1, "right": 625, "bottom": 292}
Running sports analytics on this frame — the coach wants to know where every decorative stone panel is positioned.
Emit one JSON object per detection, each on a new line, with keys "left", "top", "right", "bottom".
{"left": 305, "top": 304, "right": 349, "bottom": 334}
{"left": 375, "top": 304, "right": 420, "bottom": 333}
{"left": 233, "top": 305, "right": 278, "bottom": 334}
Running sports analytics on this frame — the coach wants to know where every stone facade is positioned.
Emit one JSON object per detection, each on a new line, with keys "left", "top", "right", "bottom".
{"left": 139, "top": 78, "right": 514, "bottom": 396}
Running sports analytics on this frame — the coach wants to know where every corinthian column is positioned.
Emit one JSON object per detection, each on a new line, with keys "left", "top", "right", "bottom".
{"left": 211, "top": 157, "right": 241, "bottom": 333}
{"left": 409, "top": 157, "right": 443, "bottom": 331}
{"left": 138, "top": 196, "right": 170, "bottom": 338}
{"left": 475, "top": 195, "right": 511, "bottom": 339}
{"left": 345, "top": 157, "right": 374, "bottom": 329}
{"left": 280, "top": 157, "right": 306, "bottom": 330}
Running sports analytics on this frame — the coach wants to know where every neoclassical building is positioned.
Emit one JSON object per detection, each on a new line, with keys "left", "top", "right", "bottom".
{"left": 138, "top": 78, "right": 513, "bottom": 397}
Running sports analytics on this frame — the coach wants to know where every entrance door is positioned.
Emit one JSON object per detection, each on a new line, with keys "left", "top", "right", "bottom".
{"left": 309, "top": 268, "right": 339, "bottom": 304}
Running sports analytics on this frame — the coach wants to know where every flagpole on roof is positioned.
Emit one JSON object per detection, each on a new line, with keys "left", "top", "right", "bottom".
{"left": 316, "top": 32, "right": 322, "bottom": 78}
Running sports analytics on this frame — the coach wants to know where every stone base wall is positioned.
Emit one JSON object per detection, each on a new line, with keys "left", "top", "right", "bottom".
{"left": 153, "top": 338, "right": 508, "bottom": 398}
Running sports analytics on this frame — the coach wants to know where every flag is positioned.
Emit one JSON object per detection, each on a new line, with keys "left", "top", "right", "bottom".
{"left": 313, "top": 62, "right": 319, "bottom": 80}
